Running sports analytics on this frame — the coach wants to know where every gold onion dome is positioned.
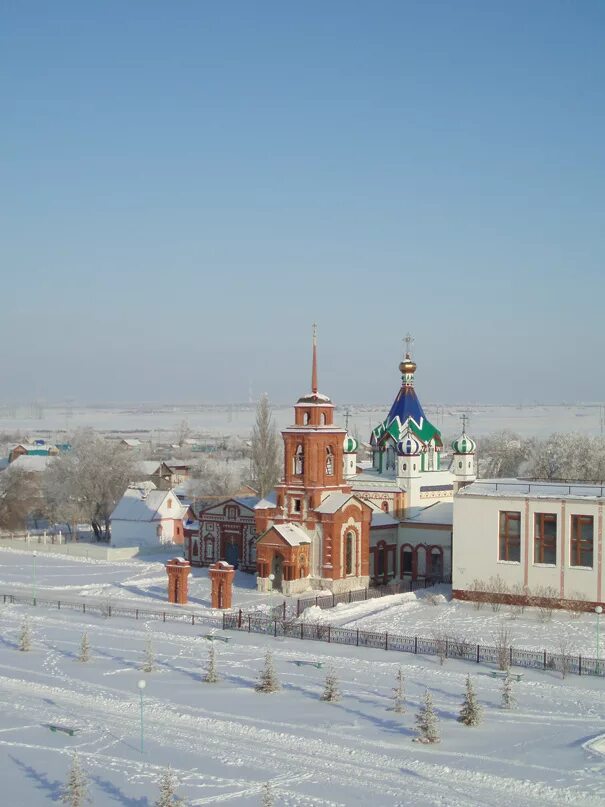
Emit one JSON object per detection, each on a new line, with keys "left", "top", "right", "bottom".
{"left": 399, "top": 353, "right": 417, "bottom": 377}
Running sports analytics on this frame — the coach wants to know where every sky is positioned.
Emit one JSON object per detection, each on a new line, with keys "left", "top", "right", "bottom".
{"left": 1, "top": 1, "right": 604, "bottom": 406}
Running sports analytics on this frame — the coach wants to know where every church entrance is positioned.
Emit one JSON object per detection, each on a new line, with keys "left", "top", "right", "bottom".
{"left": 225, "top": 540, "right": 239, "bottom": 567}
{"left": 220, "top": 526, "right": 242, "bottom": 568}
{"left": 271, "top": 553, "right": 284, "bottom": 591}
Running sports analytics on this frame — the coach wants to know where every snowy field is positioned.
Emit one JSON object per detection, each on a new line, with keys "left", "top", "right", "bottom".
{"left": 0, "top": 549, "right": 278, "bottom": 614}
{"left": 299, "top": 588, "right": 605, "bottom": 657}
{"left": 0, "top": 402, "right": 603, "bottom": 440}
{"left": 1, "top": 597, "right": 605, "bottom": 806}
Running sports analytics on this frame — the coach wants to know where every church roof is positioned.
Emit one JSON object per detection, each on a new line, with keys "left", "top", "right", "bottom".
{"left": 371, "top": 350, "right": 442, "bottom": 448}
{"left": 264, "top": 523, "right": 311, "bottom": 546}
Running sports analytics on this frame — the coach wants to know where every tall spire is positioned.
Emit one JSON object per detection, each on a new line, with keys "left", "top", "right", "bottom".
{"left": 311, "top": 323, "right": 318, "bottom": 395}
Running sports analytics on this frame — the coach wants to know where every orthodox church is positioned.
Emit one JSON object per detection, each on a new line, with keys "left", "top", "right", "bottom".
{"left": 188, "top": 330, "right": 477, "bottom": 593}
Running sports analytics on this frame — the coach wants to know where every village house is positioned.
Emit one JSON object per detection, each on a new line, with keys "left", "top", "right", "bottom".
{"left": 110, "top": 485, "right": 187, "bottom": 548}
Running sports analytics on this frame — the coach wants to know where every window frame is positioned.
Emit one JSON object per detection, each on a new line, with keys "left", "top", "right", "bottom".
{"left": 570, "top": 514, "right": 594, "bottom": 568}
{"left": 534, "top": 512, "right": 557, "bottom": 565}
{"left": 498, "top": 510, "right": 521, "bottom": 563}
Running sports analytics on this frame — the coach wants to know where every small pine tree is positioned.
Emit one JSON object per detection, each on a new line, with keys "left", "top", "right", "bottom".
{"left": 414, "top": 689, "right": 440, "bottom": 744}
{"left": 458, "top": 675, "right": 482, "bottom": 727}
{"left": 60, "top": 753, "right": 90, "bottom": 807}
{"left": 154, "top": 767, "right": 182, "bottom": 807}
{"left": 142, "top": 633, "right": 155, "bottom": 673}
{"left": 391, "top": 666, "right": 405, "bottom": 714}
{"left": 320, "top": 668, "right": 340, "bottom": 703}
{"left": 19, "top": 618, "right": 32, "bottom": 652}
{"left": 78, "top": 632, "right": 90, "bottom": 663}
{"left": 501, "top": 672, "right": 517, "bottom": 710}
{"left": 255, "top": 650, "right": 280, "bottom": 693}
{"left": 204, "top": 643, "right": 219, "bottom": 683}
{"left": 261, "top": 780, "right": 274, "bottom": 807}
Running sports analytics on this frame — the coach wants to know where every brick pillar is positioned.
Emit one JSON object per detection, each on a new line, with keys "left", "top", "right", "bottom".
{"left": 209, "top": 561, "right": 235, "bottom": 609}
{"left": 165, "top": 558, "right": 191, "bottom": 605}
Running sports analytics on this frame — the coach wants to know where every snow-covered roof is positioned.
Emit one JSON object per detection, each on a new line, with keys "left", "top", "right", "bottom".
{"left": 351, "top": 471, "right": 405, "bottom": 492}
{"left": 315, "top": 492, "right": 357, "bottom": 514}
{"left": 121, "top": 438, "right": 142, "bottom": 447}
{"left": 401, "top": 501, "right": 453, "bottom": 526}
{"left": 371, "top": 512, "right": 399, "bottom": 527}
{"left": 254, "top": 491, "right": 277, "bottom": 510}
{"left": 233, "top": 495, "right": 261, "bottom": 510}
{"left": 135, "top": 460, "right": 162, "bottom": 475}
{"left": 111, "top": 487, "right": 186, "bottom": 522}
{"left": 458, "top": 479, "right": 605, "bottom": 501}
{"left": 8, "top": 454, "right": 55, "bottom": 472}
{"left": 266, "top": 523, "right": 311, "bottom": 546}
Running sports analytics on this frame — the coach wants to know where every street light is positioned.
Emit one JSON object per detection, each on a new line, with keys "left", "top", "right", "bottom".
{"left": 32, "top": 551, "right": 37, "bottom": 606}
{"left": 137, "top": 679, "right": 146, "bottom": 753}
{"left": 596, "top": 606, "right": 602, "bottom": 672}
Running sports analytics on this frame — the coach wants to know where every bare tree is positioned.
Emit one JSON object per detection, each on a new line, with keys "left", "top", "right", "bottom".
{"left": 250, "top": 394, "right": 281, "bottom": 498}
{"left": 494, "top": 624, "right": 512, "bottom": 672}
{"left": 44, "top": 430, "right": 136, "bottom": 540}
{"left": 187, "top": 458, "right": 242, "bottom": 505}
{"left": 174, "top": 419, "right": 192, "bottom": 449}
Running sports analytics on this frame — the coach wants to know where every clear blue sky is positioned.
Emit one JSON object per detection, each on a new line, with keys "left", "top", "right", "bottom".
{"left": 2, "top": 1, "right": 604, "bottom": 406}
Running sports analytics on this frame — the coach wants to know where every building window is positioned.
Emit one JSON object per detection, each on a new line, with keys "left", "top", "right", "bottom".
{"left": 167, "top": 498, "right": 172, "bottom": 509}
{"left": 294, "top": 444, "right": 304, "bottom": 475}
{"left": 534, "top": 513, "right": 557, "bottom": 565}
{"left": 325, "top": 446, "right": 334, "bottom": 475}
{"left": 430, "top": 547, "right": 443, "bottom": 578}
{"left": 499, "top": 511, "right": 521, "bottom": 562}
{"left": 381, "top": 501, "right": 389, "bottom": 513}
{"left": 345, "top": 531, "right": 354, "bottom": 575}
{"left": 293, "top": 498, "right": 301, "bottom": 513}
{"left": 376, "top": 548, "right": 384, "bottom": 577}
{"left": 304, "top": 412, "right": 310, "bottom": 425}
{"left": 321, "top": 413, "right": 327, "bottom": 425}
{"left": 571, "top": 514, "right": 593, "bottom": 567}
{"left": 226, "top": 505, "right": 237, "bottom": 520}
{"left": 402, "top": 548, "right": 413, "bottom": 574}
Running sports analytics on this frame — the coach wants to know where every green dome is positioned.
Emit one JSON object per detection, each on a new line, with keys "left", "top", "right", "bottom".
{"left": 451, "top": 434, "right": 476, "bottom": 455}
{"left": 343, "top": 434, "right": 358, "bottom": 453}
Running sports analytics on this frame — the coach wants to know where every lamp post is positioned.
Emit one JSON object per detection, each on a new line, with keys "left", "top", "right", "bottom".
{"left": 268, "top": 573, "right": 275, "bottom": 610}
{"left": 137, "top": 679, "right": 146, "bottom": 753}
{"left": 32, "top": 551, "right": 37, "bottom": 606}
{"left": 596, "top": 606, "right": 602, "bottom": 672}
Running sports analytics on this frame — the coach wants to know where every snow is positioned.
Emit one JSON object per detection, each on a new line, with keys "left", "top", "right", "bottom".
{"left": 0, "top": 550, "right": 604, "bottom": 804}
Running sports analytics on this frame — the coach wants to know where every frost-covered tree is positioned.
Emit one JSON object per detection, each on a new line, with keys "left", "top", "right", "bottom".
{"left": 142, "top": 633, "right": 155, "bottom": 673}
{"left": 320, "top": 668, "right": 340, "bottom": 703}
{"left": 204, "top": 643, "right": 219, "bottom": 683}
{"left": 255, "top": 650, "right": 280, "bottom": 693}
{"left": 19, "top": 618, "right": 32, "bottom": 652}
{"left": 501, "top": 673, "right": 517, "bottom": 710}
{"left": 478, "top": 431, "right": 529, "bottom": 478}
{"left": 526, "top": 433, "right": 605, "bottom": 482}
{"left": 261, "top": 781, "right": 274, "bottom": 807}
{"left": 78, "top": 632, "right": 90, "bottom": 663}
{"left": 391, "top": 666, "right": 405, "bottom": 714}
{"left": 250, "top": 394, "right": 281, "bottom": 498}
{"left": 0, "top": 467, "right": 44, "bottom": 530}
{"left": 44, "top": 429, "right": 136, "bottom": 540}
{"left": 60, "top": 753, "right": 90, "bottom": 807}
{"left": 154, "top": 767, "right": 182, "bottom": 807}
{"left": 458, "top": 675, "right": 482, "bottom": 726}
{"left": 414, "top": 690, "right": 440, "bottom": 744}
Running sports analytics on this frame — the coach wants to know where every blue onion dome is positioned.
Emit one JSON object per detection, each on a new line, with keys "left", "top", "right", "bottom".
{"left": 343, "top": 434, "right": 358, "bottom": 453}
{"left": 451, "top": 433, "right": 477, "bottom": 454}
{"left": 397, "top": 434, "right": 423, "bottom": 456}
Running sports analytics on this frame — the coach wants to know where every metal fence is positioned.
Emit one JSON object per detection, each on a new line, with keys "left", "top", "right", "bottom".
{"left": 222, "top": 611, "right": 605, "bottom": 678}
{"left": 4, "top": 589, "right": 602, "bottom": 678}
{"left": 292, "top": 576, "right": 451, "bottom": 617}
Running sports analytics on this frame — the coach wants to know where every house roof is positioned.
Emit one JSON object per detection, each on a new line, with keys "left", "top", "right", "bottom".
{"left": 8, "top": 455, "right": 55, "bottom": 472}
{"left": 121, "top": 439, "right": 142, "bottom": 447}
{"left": 254, "top": 491, "right": 278, "bottom": 510}
{"left": 458, "top": 479, "right": 605, "bottom": 501}
{"left": 371, "top": 512, "right": 399, "bottom": 527}
{"left": 110, "top": 487, "right": 186, "bottom": 522}
{"left": 135, "top": 460, "right": 162, "bottom": 476}
{"left": 314, "top": 492, "right": 370, "bottom": 514}
{"left": 401, "top": 501, "right": 453, "bottom": 526}
{"left": 264, "top": 523, "right": 311, "bottom": 546}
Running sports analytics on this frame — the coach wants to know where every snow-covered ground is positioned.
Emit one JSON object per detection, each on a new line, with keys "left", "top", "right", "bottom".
{"left": 0, "top": 549, "right": 280, "bottom": 614}
{"left": 0, "top": 597, "right": 604, "bottom": 806}
{"left": 299, "top": 587, "right": 604, "bottom": 657}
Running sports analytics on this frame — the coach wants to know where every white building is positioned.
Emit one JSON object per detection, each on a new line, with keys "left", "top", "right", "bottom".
{"left": 110, "top": 485, "right": 187, "bottom": 548}
{"left": 453, "top": 479, "right": 604, "bottom": 608}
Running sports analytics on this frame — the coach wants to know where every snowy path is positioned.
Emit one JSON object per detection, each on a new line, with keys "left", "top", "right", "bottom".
{"left": 0, "top": 601, "right": 604, "bottom": 805}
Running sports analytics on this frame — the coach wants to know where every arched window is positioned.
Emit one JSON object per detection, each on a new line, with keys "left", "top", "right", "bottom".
{"left": 321, "top": 412, "right": 327, "bottom": 426}
{"left": 430, "top": 547, "right": 443, "bottom": 578}
{"left": 345, "top": 531, "right": 354, "bottom": 575}
{"left": 304, "top": 412, "right": 310, "bottom": 425}
{"left": 294, "top": 444, "right": 304, "bottom": 475}
{"left": 381, "top": 501, "right": 389, "bottom": 513}
{"left": 325, "top": 445, "right": 334, "bottom": 475}
{"left": 402, "top": 547, "right": 413, "bottom": 574}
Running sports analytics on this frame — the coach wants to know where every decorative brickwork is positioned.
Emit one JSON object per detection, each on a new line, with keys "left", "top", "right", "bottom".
{"left": 209, "top": 561, "right": 235, "bottom": 609}
{"left": 165, "top": 557, "right": 191, "bottom": 605}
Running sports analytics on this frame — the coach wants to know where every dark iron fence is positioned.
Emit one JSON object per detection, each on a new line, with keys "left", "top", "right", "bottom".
{"left": 4, "top": 589, "right": 601, "bottom": 678}
{"left": 222, "top": 611, "right": 605, "bottom": 678}
{"left": 292, "top": 576, "right": 451, "bottom": 618}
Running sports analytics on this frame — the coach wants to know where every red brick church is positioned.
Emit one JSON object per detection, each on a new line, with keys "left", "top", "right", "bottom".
{"left": 254, "top": 327, "right": 372, "bottom": 594}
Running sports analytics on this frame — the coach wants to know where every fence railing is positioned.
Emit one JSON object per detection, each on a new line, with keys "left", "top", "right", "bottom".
{"left": 222, "top": 611, "right": 605, "bottom": 678}
{"left": 292, "top": 576, "right": 451, "bottom": 617}
{"left": 5, "top": 588, "right": 601, "bottom": 678}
